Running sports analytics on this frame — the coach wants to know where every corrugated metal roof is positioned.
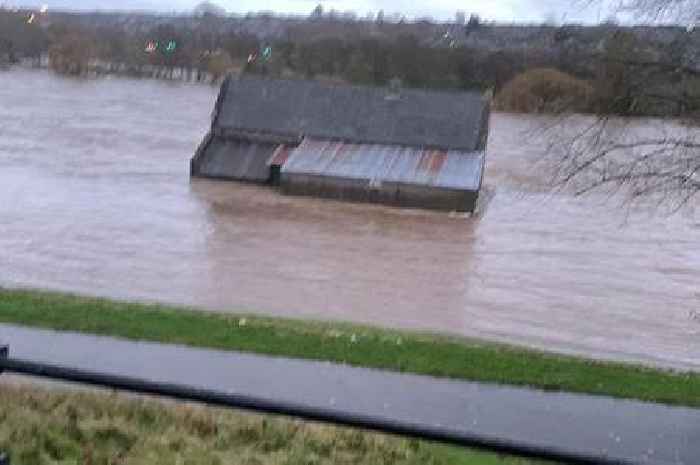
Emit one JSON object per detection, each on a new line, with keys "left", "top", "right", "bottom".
{"left": 281, "top": 139, "right": 485, "bottom": 191}
{"left": 267, "top": 145, "right": 293, "bottom": 167}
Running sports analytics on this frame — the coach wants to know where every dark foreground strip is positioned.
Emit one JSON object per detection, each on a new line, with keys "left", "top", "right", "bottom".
{"left": 0, "top": 350, "right": 630, "bottom": 465}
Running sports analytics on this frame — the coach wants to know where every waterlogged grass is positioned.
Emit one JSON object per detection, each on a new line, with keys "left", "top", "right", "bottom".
{"left": 0, "top": 288, "right": 698, "bottom": 407}
{"left": 0, "top": 383, "right": 544, "bottom": 465}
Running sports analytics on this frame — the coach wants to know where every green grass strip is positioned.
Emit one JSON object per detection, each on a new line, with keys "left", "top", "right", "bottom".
{"left": 0, "top": 288, "right": 698, "bottom": 408}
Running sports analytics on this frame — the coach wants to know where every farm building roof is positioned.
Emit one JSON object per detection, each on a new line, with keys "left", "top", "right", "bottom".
{"left": 213, "top": 77, "right": 490, "bottom": 151}
{"left": 281, "top": 138, "right": 486, "bottom": 191}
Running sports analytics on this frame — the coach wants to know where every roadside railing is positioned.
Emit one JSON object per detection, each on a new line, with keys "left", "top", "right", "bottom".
{"left": 0, "top": 345, "right": 632, "bottom": 465}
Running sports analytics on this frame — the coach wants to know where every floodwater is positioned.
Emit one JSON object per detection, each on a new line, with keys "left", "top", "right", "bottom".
{"left": 1, "top": 69, "right": 698, "bottom": 370}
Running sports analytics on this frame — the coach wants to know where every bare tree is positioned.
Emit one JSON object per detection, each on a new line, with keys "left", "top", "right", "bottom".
{"left": 617, "top": 0, "right": 700, "bottom": 23}
{"left": 549, "top": 115, "right": 699, "bottom": 210}
{"left": 552, "top": 1, "right": 700, "bottom": 209}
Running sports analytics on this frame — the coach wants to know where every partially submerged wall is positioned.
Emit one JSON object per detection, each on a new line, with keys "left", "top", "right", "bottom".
{"left": 191, "top": 137, "right": 277, "bottom": 182}
{"left": 280, "top": 173, "right": 479, "bottom": 212}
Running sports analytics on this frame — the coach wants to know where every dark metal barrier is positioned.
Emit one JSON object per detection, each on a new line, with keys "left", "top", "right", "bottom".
{"left": 0, "top": 347, "right": 632, "bottom": 465}
{"left": 0, "top": 345, "right": 7, "bottom": 374}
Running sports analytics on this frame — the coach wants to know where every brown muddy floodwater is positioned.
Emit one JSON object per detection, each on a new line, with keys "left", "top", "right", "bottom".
{"left": 1, "top": 69, "right": 698, "bottom": 370}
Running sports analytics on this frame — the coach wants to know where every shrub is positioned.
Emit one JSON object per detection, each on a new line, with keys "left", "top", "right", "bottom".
{"left": 495, "top": 68, "right": 593, "bottom": 114}
{"left": 204, "top": 50, "right": 235, "bottom": 81}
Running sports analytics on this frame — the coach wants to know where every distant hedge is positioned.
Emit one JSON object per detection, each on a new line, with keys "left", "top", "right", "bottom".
{"left": 495, "top": 68, "right": 594, "bottom": 114}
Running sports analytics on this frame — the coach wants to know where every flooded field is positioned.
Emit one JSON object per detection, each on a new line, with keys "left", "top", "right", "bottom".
{"left": 1, "top": 69, "right": 698, "bottom": 370}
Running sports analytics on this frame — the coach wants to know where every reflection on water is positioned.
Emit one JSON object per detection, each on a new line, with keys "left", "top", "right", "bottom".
{"left": 0, "top": 69, "right": 698, "bottom": 370}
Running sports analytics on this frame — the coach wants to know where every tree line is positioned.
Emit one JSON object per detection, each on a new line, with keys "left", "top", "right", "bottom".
{"left": 2, "top": 9, "right": 699, "bottom": 118}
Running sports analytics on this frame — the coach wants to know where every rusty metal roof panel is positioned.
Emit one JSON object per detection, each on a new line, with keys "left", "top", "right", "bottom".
{"left": 381, "top": 148, "right": 442, "bottom": 186}
{"left": 267, "top": 145, "right": 293, "bottom": 167}
{"left": 282, "top": 139, "right": 485, "bottom": 191}
{"left": 283, "top": 139, "right": 331, "bottom": 174}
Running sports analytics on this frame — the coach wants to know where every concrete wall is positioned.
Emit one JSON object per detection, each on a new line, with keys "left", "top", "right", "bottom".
{"left": 280, "top": 173, "right": 479, "bottom": 212}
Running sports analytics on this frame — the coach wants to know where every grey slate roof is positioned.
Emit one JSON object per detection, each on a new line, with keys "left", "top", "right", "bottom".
{"left": 214, "top": 77, "right": 490, "bottom": 151}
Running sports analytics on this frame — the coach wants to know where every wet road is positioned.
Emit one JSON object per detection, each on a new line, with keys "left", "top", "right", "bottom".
{"left": 0, "top": 69, "right": 698, "bottom": 370}
{"left": 1, "top": 323, "right": 699, "bottom": 465}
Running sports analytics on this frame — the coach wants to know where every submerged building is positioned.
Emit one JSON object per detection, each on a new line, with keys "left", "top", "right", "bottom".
{"left": 191, "top": 76, "right": 491, "bottom": 212}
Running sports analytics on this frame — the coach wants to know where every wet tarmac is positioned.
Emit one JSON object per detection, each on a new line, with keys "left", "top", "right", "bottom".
{"left": 0, "top": 69, "right": 698, "bottom": 370}
{"left": 1, "top": 323, "right": 698, "bottom": 465}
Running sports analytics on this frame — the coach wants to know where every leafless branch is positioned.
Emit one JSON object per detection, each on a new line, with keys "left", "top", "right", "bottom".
{"left": 546, "top": 114, "right": 700, "bottom": 210}
{"left": 615, "top": 0, "right": 700, "bottom": 22}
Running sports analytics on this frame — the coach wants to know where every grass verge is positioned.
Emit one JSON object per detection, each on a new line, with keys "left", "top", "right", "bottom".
{"left": 0, "top": 288, "right": 698, "bottom": 407}
{"left": 0, "top": 382, "right": 543, "bottom": 465}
